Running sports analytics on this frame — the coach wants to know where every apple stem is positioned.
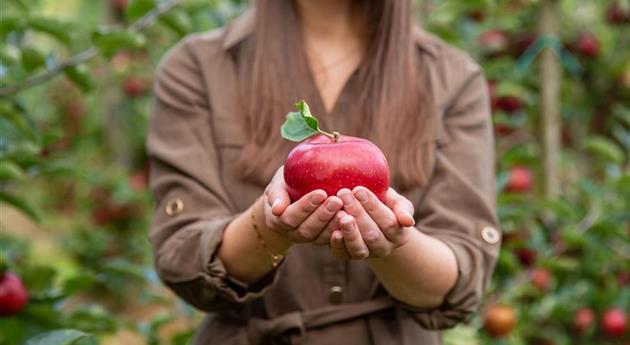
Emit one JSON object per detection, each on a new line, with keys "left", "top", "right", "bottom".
{"left": 319, "top": 129, "right": 340, "bottom": 143}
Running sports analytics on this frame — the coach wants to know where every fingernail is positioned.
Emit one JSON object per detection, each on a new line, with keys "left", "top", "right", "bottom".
{"left": 326, "top": 199, "right": 340, "bottom": 212}
{"left": 339, "top": 191, "right": 354, "bottom": 206}
{"left": 334, "top": 232, "right": 343, "bottom": 240}
{"left": 310, "top": 193, "right": 325, "bottom": 205}
{"left": 271, "top": 198, "right": 281, "bottom": 209}
{"left": 405, "top": 211, "right": 415, "bottom": 225}
{"left": 354, "top": 189, "right": 368, "bottom": 203}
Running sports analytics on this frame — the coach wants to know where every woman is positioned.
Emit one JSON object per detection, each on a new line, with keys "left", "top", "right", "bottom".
{"left": 147, "top": 0, "right": 500, "bottom": 344}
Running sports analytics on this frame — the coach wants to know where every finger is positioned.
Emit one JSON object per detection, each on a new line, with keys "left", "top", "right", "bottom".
{"left": 339, "top": 188, "right": 394, "bottom": 257}
{"left": 385, "top": 188, "right": 415, "bottom": 227}
{"left": 352, "top": 186, "right": 398, "bottom": 233}
{"left": 293, "top": 196, "right": 343, "bottom": 242}
{"left": 266, "top": 168, "right": 290, "bottom": 216}
{"left": 314, "top": 209, "right": 342, "bottom": 245}
{"left": 340, "top": 214, "right": 369, "bottom": 260}
{"left": 280, "top": 190, "right": 327, "bottom": 228}
{"left": 330, "top": 230, "right": 351, "bottom": 260}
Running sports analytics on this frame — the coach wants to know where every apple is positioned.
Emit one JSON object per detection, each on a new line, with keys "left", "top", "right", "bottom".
{"left": 112, "top": 0, "right": 128, "bottom": 12}
{"left": 506, "top": 166, "right": 533, "bottom": 193}
{"left": 510, "top": 32, "right": 537, "bottom": 58}
{"left": 284, "top": 134, "right": 389, "bottom": 202}
{"left": 515, "top": 247, "right": 536, "bottom": 267}
{"left": 574, "top": 308, "right": 594, "bottom": 333}
{"left": 484, "top": 305, "right": 516, "bottom": 338}
{"left": 0, "top": 272, "right": 29, "bottom": 317}
{"left": 602, "top": 308, "right": 627, "bottom": 338}
{"left": 123, "top": 76, "right": 146, "bottom": 98}
{"left": 478, "top": 29, "right": 509, "bottom": 57}
{"left": 467, "top": 10, "right": 485, "bottom": 22}
{"left": 573, "top": 33, "right": 600, "bottom": 58}
{"left": 531, "top": 268, "right": 551, "bottom": 291}
{"left": 606, "top": 1, "right": 630, "bottom": 25}
{"left": 495, "top": 95, "right": 523, "bottom": 114}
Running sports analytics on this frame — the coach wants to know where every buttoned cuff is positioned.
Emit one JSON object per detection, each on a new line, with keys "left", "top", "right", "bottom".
{"left": 202, "top": 215, "right": 286, "bottom": 302}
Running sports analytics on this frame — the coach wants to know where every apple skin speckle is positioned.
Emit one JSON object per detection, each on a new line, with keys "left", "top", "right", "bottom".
{"left": 284, "top": 134, "right": 390, "bottom": 202}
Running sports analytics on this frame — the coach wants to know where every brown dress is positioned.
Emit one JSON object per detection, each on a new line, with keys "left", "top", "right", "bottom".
{"left": 147, "top": 9, "right": 500, "bottom": 345}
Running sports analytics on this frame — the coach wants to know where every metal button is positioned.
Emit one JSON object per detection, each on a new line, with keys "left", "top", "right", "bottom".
{"left": 329, "top": 286, "right": 343, "bottom": 305}
{"left": 481, "top": 226, "right": 500, "bottom": 244}
{"left": 165, "top": 198, "right": 184, "bottom": 217}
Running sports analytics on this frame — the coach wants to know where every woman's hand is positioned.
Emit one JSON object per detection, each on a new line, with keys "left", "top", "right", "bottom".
{"left": 329, "top": 187, "right": 415, "bottom": 260}
{"left": 263, "top": 167, "right": 343, "bottom": 244}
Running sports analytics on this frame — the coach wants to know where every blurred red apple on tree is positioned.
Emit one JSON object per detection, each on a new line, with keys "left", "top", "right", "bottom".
{"left": 601, "top": 308, "right": 627, "bottom": 338}
{"left": 606, "top": 1, "right": 630, "bottom": 25}
{"left": 123, "top": 76, "right": 146, "bottom": 98}
{"left": 484, "top": 305, "right": 516, "bottom": 338}
{"left": 0, "top": 272, "right": 29, "bottom": 317}
{"left": 479, "top": 29, "right": 509, "bottom": 57}
{"left": 282, "top": 101, "right": 389, "bottom": 202}
{"left": 573, "top": 32, "right": 600, "bottom": 58}
{"left": 531, "top": 268, "right": 551, "bottom": 291}
{"left": 506, "top": 166, "right": 533, "bottom": 193}
{"left": 574, "top": 308, "right": 594, "bottom": 333}
{"left": 515, "top": 247, "right": 536, "bottom": 267}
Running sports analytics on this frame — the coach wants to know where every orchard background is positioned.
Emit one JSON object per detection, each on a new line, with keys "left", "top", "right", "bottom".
{"left": 1, "top": 0, "right": 629, "bottom": 344}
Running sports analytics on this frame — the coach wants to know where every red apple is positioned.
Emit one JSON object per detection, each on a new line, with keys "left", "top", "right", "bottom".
{"left": 112, "top": 0, "right": 128, "bottom": 12}
{"left": 531, "top": 268, "right": 552, "bottom": 291}
{"left": 506, "top": 166, "right": 533, "bottom": 193}
{"left": 484, "top": 305, "right": 516, "bottom": 338}
{"left": 515, "top": 247, "right": 537, "bottom": 267}
{"left": 602, "top": 308, "right": 627, "bottom": 338}
{"left": 510, "top": 32, "right": 537, "bottom": 58}
{"left": 573, "top": 33, "right": 600, "bottom": 58}
{"left": 574, "top": 308, "right": 594, "bottom": 333}
{"left": 284, "top": 134, "right": 390, "bottom": 202}
{"left": 0, "top": 272, "right": 29, "bottom": 317}
{"left": 495, "top": 95, "right": 523, "bottom": 114}
{"left": 606, "top": 1, "right": 630, "bottom": 25}
{"left": 123, "top": 76, "right": 146, "bottom": 98}
{"left": 479, "top": 29, "right": 509, "bottom": 56}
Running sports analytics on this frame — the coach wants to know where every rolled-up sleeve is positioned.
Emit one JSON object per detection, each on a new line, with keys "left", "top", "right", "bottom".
{"left": 147, "top": 36, "right": 281, "bottom": 312}
{"left": 400, "top": 61, "right": 500, "bottom": 329}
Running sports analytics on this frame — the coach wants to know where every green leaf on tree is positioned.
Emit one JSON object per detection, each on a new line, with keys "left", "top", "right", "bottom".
{"left": 20, "top": 47, "right": 47, "bottom": 72}
{"left": 583, "top": 136, "right": 625, "bottom": 164}
{"left": 25, "top": 329, "right": 95, "bottom": 345}
{"left": 65, "top": 65, "right": 93, "bottom": 92}
{"left": 159, "top": 9, "right": 193, "bottom": 37}
{"left": 281, "top": 100, "right": 321, "bottom": 142}
{"left": 0, "top": 191, "right": 42, "bottom": 223}
{"left": 0, "top": 160, "right": 25, "bottom": 181}
{"left": 126, "top": 0, "right": 157, "bottom": 22}
{"left": 93, "top": 29, "right": 146, "bottom": 58}
{"left": 28, "top": 17, "right": 72, "bottom": 45}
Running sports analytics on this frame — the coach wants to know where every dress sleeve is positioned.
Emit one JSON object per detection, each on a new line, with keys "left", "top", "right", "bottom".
{"left": 147, "top": 36, "right": 282, "bottom": 313}
{"left": 397, "top": 64, "right": 500, "bottom": 330}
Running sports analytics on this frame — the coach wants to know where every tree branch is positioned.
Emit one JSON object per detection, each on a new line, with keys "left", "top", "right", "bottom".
{"left": 0, "top": 0, "right": 182, "bottom": 98}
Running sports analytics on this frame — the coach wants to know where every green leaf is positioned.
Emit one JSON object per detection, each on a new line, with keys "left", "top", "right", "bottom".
{"left": 281, "top": 100, "right": 323, "bottom": 142}
{"left": 0, "top": 16, "right": 24, "bottom": 37}
{"left": 583, "top": 136, "right": 625, "bottom": 164}
{"left": 64, "top": 65, "right": 93, "bottom": 92}
{"left": 159, "top": 9, "right": 193, "bottom": 37}
{"left": 93, "top": 29, "right": 146, "bottom": 58}
{"left": 20, "top": 47, "right": 47, "bottom": 72}
{"left": 126, "top": 0, "right": 157, "bottom": 22}
{"left": 25, "top": 329, "right": 94, "bottom": 345}
{"left": 27, "top": 17, "right": 72, "bottom": 44}
{"left": 0, "top": 191, "right": 42, "bottom": 223}
{"left": 0, "top": 160, "right": 25, "bottom": 181}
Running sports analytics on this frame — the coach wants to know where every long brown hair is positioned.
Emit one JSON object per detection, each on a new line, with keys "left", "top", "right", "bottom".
{"left": 237, "top": 0, "right": 433, "bottom": 190}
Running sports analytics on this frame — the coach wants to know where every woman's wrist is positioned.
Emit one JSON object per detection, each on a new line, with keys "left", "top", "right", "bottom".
{"left": 253, "top": 197, "right": 294, "bottom": 255}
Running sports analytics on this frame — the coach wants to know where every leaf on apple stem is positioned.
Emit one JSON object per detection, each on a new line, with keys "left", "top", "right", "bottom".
{"left": 281, "top": 100, "right": 339, "bottom": 142}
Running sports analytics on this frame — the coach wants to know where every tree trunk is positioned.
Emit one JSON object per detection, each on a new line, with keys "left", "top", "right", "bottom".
{"left": 540, "top": 0, "right": 561, "bottom": 198}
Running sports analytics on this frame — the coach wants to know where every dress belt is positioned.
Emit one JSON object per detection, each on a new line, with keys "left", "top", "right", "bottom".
{"left": 245, "top": 296, "right": 396, "bottom": 345}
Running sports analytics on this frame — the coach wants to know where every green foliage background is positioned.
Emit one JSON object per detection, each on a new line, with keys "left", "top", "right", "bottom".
{"left": 0, "top": 0, "right": 628, "bottom": 344}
